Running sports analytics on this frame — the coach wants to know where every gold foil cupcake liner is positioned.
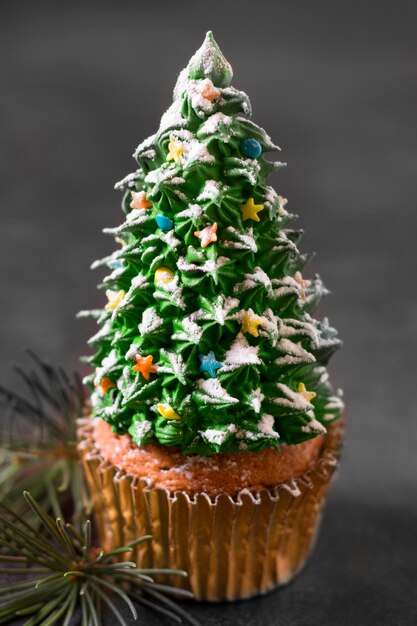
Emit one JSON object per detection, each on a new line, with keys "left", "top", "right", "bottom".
{"left": 78, "top": 419, "right": 343, "bottom": 602}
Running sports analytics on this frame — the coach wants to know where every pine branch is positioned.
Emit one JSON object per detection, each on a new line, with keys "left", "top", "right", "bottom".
{"left": 0, "top": 492, "right": 200, "bottom": 626}
{"left": 0, "top": 351, "right": 87, "bottom": 521}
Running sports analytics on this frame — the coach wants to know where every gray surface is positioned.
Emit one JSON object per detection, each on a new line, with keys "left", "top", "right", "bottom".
{"left": 1, "top": 1, "right": 417, "bottom": 624}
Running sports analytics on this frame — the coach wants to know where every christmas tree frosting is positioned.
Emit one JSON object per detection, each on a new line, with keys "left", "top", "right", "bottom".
{"left": 81, "top": 32, "right": 343, "bottom": 455}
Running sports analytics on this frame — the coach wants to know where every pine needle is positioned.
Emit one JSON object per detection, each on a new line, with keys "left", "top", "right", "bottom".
{"left": 0, "top": 352, "right": 86, "bottom": 522}
{"left": 0, "top": 355, "right": 201, "bottom": 625}
{"left": 0, "top": 491, "right": 200, "bottom": 626}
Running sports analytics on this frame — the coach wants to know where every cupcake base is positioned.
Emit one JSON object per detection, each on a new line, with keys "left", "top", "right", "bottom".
{"left": 78, "top": 418, "right": 343, "bottom": 602}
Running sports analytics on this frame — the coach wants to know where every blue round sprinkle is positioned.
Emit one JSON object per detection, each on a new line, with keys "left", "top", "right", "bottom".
{"left": 240, "top": 138, "right": 262, "bottom": 159}
{"left": 108, "top": 259, "right": 124, "bottom": 270}
{"left": 156, "top": 214, "right": 173, "bottom": 232}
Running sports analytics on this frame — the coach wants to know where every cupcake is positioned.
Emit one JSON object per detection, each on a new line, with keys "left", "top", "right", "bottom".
{"left": 78, "top": 31, "right": 344, "bottom": 601}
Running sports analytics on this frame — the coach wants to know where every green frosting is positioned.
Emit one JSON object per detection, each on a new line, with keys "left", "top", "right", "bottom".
{"left": 81, "top": 32, "right": 343, "bottom": 455}
{"left": 174, "top": 30, "right": 233, "bottom": 93}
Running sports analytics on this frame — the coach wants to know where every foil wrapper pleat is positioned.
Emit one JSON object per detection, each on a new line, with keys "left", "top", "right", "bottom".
{"left": 78, "top": 419, "right": 343, "bottom": 601}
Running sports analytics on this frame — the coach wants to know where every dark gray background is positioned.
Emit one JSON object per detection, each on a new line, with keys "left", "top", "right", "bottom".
{"left": 1, "top": 1, "right": 416, "bottom": 624}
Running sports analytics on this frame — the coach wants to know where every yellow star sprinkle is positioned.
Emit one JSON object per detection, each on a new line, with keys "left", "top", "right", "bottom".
{"left": 157, "top": 403, "right": 181, "bottom": 420}
{"left": 297, "top": 382, "right": 316, "bottom": 404}
{"left": 240, "top": 198, "right": 264, "bottom": 222}
{"left": 241, "top": 309, "right": 263, "bottom": 337}
{"left": 105, "top": 289, "right": 125, "bottom": 311}
{"left": 166, "top": 134, "right": 184, "bottom": 164}
{"left": 155, "top": 267, "right": 174, "bottom": 284}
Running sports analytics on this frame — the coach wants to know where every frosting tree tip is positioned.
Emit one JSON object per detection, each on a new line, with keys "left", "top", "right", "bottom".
{"left": 174, "top": 31, "right": 233, "bottom": 101}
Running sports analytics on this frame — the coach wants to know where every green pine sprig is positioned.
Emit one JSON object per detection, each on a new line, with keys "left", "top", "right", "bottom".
{"left": 0, "top": 353, "right": 200, "bottom": 623}
{"left": 0, "top": 351, "right": 86, "bottom": 521}
{"left": 0, "top": 491, "right": 200, "bottom": 626}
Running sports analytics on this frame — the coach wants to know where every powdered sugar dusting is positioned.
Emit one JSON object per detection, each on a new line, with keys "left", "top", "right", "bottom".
{"left": 138, "top": 307, "right": 164, "bottom": 336}
{"left": 158, "top": 349, "right": 187, "bottom": 385}
{"left": 198, "top": 111, "right": 233, "bottom": 136}
{"left": 154, "top": 273, "right": 185, "bottom": 309}
{"left": 132, "top": 420, "right": 153, "bottom": 440}
{"left": 126, "top": 208, "right": 148, "bottom": 223}
{"left": 258, "top": 308, "right": 279, "bottom": 347}
{"left": 234, "top": 267, "right": 272, "bottom": 294}
{"left": 221, "top": 226, "right": 257, "bottom": 252}
{"left": 88, "top": 320, "right": 113, "bottom": 345}
{"left": 195, "top": 378, "right": 239, "bottom": 404}
{"left": 226, "top": 157, "right": 261, "bottom": 186}
{"left": 161, "top": 230, "right": 181, "bottom": 248}
{"left": 177, "top": 204, "right": 204, "bottom": 220}
{"left": 199, "top": 423, "right": 237, "bottom": 446}
{"left": 274, "top": 338, "right": 316, "bottom": 366}
{"left": 197, "top": 180, "right": 223, "bottom": 203}
{"left": 172, "top": 316, "right": 203, "bottom": 344}
{"left": 323, "top": 393, "right": 345, "bottom": 421}
{"left": 301, "top": 412, "right": 327, "bottom": 435}
{"left": 94, "top": 349, "right": 119, "bottom": 387}
{"left": 158, "top": 100, "right": 188, "bottom": 133}
{"left": 273, "top": 383, "right": 313, "bottom": 411}
{"left": 177, "top": 255, "right": 229, "bottom": 274}
{"left": 257, "top": 414, "right": 280, "bottom": 438}
{"left": 110, "top": 273, "right": 149, "bottom": 318}
{"left": 235, "top": 414, "right": 280, "bottom": 442}
{"left": 125, "top": 343, "right": 139, "bottom": 361}
{"left": 145, "top": 164, "right": 185, "bottom": 187}
{"left": 133, "top": 134, "right": 156, "bottom": 161}
{"left": 271, "top": 276, "right": 300, "bottom": 299}
{"left": 249, "top": 388, "right": 264, "bottom": 413}
{"left": 181, "top": 137, "right": 215, "bottom": 168}
{"left": 222, "top": 332, "right": 261, "bottom": 372}
{"left": 193, "top": 295, "right": 239, "bottom": 325}
{"left": 264, "top": 187, "right": 288, "bottom": 216}
{"left": 114, "top": 171, "right": 140, "bottom": 191}
{"left": 279, "top": 316, "right": 320, "bottom": 346}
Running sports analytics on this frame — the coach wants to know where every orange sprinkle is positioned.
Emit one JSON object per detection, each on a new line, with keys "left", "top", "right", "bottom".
{"left": 194, "top": 222, "right": 218, "bottom": 247}
{"left": 132, "top": 355, "right": 157, "bottom": 381}
{"left": 199, "top": 80, "right": 221, "bottom": 102}
{"left": 294, "top": 271, "right": 311, "bottom": 300}
{"left": 294, "top": 271, "right": 310, "bottom": 290}
{"left": 100, "top": 377, "right": 116, "bottom": 395}
{"left": 130, "top": 191, "right": 152, "bottom": 210}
